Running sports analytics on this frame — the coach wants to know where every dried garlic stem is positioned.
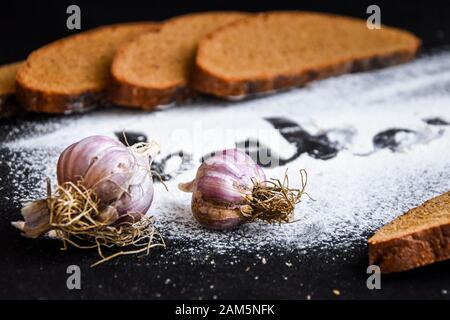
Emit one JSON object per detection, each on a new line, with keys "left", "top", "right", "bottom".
{"left": 13, "top": 181, "right": 165, "bottom": 266}
{"left": 241, "top": 169, "right": 309, "bottom": 224}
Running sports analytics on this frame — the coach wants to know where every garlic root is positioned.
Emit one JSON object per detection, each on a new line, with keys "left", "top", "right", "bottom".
{"left": 12, "top": 181, "right": 165, "bottom": 266}
{"left": 242, "top": 169, "right": 309, "bottom": 224}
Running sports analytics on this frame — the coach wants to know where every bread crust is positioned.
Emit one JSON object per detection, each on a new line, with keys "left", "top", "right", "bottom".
{"left": 193, "top": 48, "right": 420, "bottom": 98}
{"left": 369, "top": 222, "right": 450, "bottom": 273}
{"left": 0, "top": 61, "right": 23, "bottom": 118}
{"left": 0, "top": 94, "right": 22, "bottom": 118}
{"left": 108, "top": 76, "right": 192, "bottom": 110}
{"left": 192, "top": 12, "right": 421, "bottom": 98}
{"left": 16, "top": 22, "right": 159, "bottom": 114}
{"left": 16, "top": 83, "right": 104, "bottom": 114}
{"left": 109, "top": 12, "right": 249, "bottom": 109}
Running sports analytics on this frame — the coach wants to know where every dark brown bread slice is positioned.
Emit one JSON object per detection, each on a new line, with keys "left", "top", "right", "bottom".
{"left": 16, "top": 22, "right": 159, "bottom": 114}
{"left": 368, "top": 191, "right": 450, "bottom": 273}
{"left": 109, "top": 12, "right": 249, "bottom": 109}
{"left": 0, "top": 61, "right": 23, "bottom": 118}
{"left": 192, "top": 12, "right": 421, "bottom": 98}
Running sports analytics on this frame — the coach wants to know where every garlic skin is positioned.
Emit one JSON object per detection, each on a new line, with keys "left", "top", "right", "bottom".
{"left": 57, "top": 135, "right": 157, "bottom": 219}
{"left": 179, "top": 149, "right": 266, "bottom": 230}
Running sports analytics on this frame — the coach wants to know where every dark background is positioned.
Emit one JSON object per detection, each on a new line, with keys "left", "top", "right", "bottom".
{"left": 1, "top": 0, "right": 450, "bottom": 300}
{"left": 1, "top": 0, "right": 450, "bottom": 65}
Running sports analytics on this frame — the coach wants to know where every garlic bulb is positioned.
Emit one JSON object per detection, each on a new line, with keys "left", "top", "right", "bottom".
{"left": 14, "top": 135, "right": 160, "bottom": 238}
{"left": 179, "top": 149, "right": 307, "bottom": 230}
{"left": 179, "top": 149, "right": 266, "bottom": 230}
{"left": 57, "top": 135, "right": 157, "bottom": 220}
{"left": 12, "top": 135, "right": 165, "bottom": 266}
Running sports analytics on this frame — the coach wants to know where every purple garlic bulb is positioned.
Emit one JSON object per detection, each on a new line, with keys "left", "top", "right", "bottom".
{"left": 57, "top": 135, "right": 158, "bottom": 219}
{"left": 179, "top": 149, "right": 266, "bottom": 230}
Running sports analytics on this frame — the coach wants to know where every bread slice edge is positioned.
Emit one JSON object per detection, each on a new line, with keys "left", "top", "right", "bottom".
{"left": 0, "top": 61, "right": 24, "bottom": 118}
{"left": 368, "top": 222, "right": 450, "bottom": 273}
{"left": 192, "top": 12, "right": 421, "bottom": 98}
{"left": 108, "top": 75, "right": 192, "bottom": 110}
{"left": 368, "top": 191, "right": 450, "bottom": 273}
{"left": 16, "top": 22, "right": 159, "bottom": 114}
{"left": 109, "top": 12, "right": 250, "bottom": 109}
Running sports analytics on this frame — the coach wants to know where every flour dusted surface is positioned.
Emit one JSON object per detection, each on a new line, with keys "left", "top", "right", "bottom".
{"left": 3, "top": 51, "right": 450, "bottom": 253}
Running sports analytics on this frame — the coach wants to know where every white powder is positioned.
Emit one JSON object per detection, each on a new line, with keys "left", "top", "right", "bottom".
{"left": 3, "top": 51, "right": 450, "bottom": 254}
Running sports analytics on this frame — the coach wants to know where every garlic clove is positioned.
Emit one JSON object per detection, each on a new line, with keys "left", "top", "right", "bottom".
{"left": 12, "top": 199, "right": 51, "bottom": 238}
{"left": 192, "top": 193, "right": 244, "bottom": 230}
{"left": 58, "top": 136, "right": 123, "bottom": 185}
{"left": 196, "top": 174, "right": 245, "bottom": 204}
{"left": 178, "top": 180, "right": 195, "bottom": 193}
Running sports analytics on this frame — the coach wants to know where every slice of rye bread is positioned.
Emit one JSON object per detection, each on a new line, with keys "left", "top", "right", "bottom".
{"left": 0, "top": 61, "right": 24, "bottom": 118}
{"left": 16, "top": 22, "right": 159, "bottom": 114}
{"left": 109, "top": 12, "right": 249, "bottom": 109}
{"left": 368, "top": 191, "right": 450, "bottom": 273}
{"left": 192, "top": 12, "right": 421, "bottom": 98}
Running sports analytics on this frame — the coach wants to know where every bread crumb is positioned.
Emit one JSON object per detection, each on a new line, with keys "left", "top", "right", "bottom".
{"left": 333, "top": 289, "right": 341, "bottom": 296}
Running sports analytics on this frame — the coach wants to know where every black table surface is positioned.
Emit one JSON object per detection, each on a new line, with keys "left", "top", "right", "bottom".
{"left": 1, "top": 0, "right": 450, "bottom": 300}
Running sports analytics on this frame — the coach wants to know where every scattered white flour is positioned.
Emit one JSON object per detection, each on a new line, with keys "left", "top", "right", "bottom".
{"left": 3, "top": 51, "right": 450, "bottom": 253}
